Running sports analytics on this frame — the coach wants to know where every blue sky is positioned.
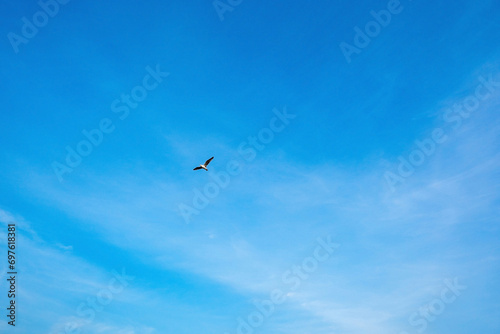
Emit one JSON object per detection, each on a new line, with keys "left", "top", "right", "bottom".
{"left": 1, "top": 0, "right": 500, "bottom": 333}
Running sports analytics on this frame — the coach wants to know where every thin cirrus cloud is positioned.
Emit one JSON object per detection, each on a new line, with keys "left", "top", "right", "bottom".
{"left": 1, "top": 1, "right": 500, "bottom": 333}
{"left": 4, "top": 79, "right": 500, "bottom": 332}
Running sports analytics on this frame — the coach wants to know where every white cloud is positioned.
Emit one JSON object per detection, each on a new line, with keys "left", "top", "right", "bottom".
{"left": 1, "top": 69, "right": 499, "bottom": 333}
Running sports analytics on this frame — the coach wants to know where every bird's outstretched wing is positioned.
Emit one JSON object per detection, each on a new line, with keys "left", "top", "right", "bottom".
{"left": 204, "top": 157, "right": 214, "bottom": 166}
{"left": 193, "top": 166, "right": 203, "bottom": 170}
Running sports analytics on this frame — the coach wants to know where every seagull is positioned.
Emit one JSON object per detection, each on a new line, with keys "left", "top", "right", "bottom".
{"left": 193, "top": 157, "right": 214, "bottom": 171}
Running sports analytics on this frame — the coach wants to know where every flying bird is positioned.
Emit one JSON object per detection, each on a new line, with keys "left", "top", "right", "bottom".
{"left": 193, "top": 157, "right": 214, "bottom": 171}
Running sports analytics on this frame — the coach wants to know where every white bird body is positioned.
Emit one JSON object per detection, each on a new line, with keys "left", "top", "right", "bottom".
{"left": 193, "top": 157, "right": 213, "bottom": 171}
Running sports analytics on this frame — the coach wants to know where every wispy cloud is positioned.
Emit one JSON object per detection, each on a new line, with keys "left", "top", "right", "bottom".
{"left": 4, "top": 80, "right": 499, "bottom": 330}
